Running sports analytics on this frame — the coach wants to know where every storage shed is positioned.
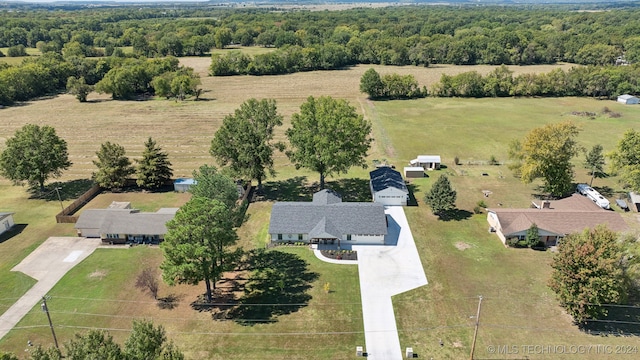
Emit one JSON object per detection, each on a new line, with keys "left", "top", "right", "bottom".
{"left": 0, "top": 212, "right": 15, "bottom": 236}
{"left": 174, "top": 178, "right": 196, "bottom": 192}
{"left": 404, "top": 166, "right": 425, "bottom": 178}
{"left": 410, "top": 155, "right": 441, "bottom": 170}
{"left": 629, "top": 192, "right": 640, "bottom": 212}
{"left": 617, "top": 94, "right": 639, "bottom": 105}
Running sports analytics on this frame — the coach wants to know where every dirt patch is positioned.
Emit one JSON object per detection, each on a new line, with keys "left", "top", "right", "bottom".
{"left": 453, "top": 340, "right": 464, "bottom": 348}
{"left": 88, "top": 269, "right": 107, "bottom": 279}
{"left": 455, "top": 242, "right": 472, "bottom": 251}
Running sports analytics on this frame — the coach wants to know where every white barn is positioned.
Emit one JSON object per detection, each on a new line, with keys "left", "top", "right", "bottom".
{"left": 370, "top": 167, "right": 409, "bottom": 206}
{"left": 617, "top": 94, "right": 639, "bottom": 105}
{"left": 0, "top": 212, "right": 15, "bottom": 236}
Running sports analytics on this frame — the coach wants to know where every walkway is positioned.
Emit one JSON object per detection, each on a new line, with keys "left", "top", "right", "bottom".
{"left": 314, "top": 206, "right": 428, "bottom": 359}
{"left": 0, "top": 237, "right": 102, "bottom": 340}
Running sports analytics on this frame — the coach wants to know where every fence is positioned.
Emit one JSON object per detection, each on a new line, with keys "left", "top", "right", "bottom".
{"left": 55, "top": 184, "right": 102, "bottom": 223}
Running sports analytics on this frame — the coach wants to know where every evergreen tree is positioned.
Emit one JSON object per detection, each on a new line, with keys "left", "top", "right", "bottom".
{"left": 525, "top": 223, "right": 540, "bottom": 248}
{"left": 584, "top": 144, "right": 605, "bottom": 186}
{"left": 424, "top": 174, "right": 457, "bottom": 217}
{"left": 136, "top": 137, "right": 173, "bottom": 190}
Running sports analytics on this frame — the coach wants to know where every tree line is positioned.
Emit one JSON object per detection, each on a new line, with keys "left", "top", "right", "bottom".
{"left": 3, "top": 5, "right": 640, "bottom": 66}
{"left": 0, "top": 53, "right": 200, "bottom": 105}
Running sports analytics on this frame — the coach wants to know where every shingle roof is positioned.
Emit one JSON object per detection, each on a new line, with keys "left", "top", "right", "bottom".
{"left": 0, "top": 212, "right": 14, "bottom": 221}
{"left": 269, "top": 191, "right": 387, "bottom": 238}
{"left": 370, "top": 167, "right": 408, "bottom": 193}
{"left": 489, "top": 194, "right": 628, "bottom": 236}
{"left": 75, "top": 209, "right": 175, "bottom": 235}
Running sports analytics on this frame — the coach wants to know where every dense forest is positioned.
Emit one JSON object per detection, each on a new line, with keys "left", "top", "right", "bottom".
{"left": 2, "top": 4, "right": 640, "bottom": 104}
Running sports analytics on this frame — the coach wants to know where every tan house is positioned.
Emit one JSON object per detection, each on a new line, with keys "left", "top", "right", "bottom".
{"left": 487, "top": 194, "right": 628, "bottom": 247}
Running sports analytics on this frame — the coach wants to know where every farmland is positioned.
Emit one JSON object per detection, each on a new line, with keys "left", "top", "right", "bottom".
{"left": 2, "top": 56, "right": 640, "bottom": 359}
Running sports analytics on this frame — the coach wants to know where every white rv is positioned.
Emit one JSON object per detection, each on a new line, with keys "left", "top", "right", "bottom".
{"left": 577, "top": 183, "right": 610, "bottom": 209}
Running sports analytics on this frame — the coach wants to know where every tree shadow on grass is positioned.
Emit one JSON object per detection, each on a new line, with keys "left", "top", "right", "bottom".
{"left": 437, "top": 209, "right": 473, "bottom": 221}
{"left": 580, "top": 306, "right": 640, "bottom": 336}
{"left": 157, "top": 293, "right": 183, "bottom": 310}
{"left": 29, "top": 179, "right": 95, "bottom": 201}
{"left": 259, "top": 176, "right": 312, "bottom": 202}
{"left": 593, "top": 185, "right": 614, "bottom": 198}
{"left": 0, "top": 224, "right": 28, "bottom": 245}
{"left": 326, "top": 178, "right": 371, "bottom": 202}
{"left": 226, "top": 249, "right": 318, "bottom": 325}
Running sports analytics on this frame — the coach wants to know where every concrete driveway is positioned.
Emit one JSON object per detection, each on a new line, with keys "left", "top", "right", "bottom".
{"left": 314, "top": 206, "right": 428, "bottom": 359}
{"left": 0, "top": 237, "right": 101, "bottom": 340}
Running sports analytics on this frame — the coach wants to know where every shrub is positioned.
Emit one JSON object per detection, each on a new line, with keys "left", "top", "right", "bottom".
{"left": 477, "top": 200, "right": 487, "bottom": 208}
{"left": 488, "top": 155, "right": 499, "bottom": 165}
{"left": 473, "top": 206, "right": 483, "bottom": 214}
{"left": 6, "top": 45, "right": 27, "bottom": 57}
{"left": 454, "top": 156, "right": 460, "bottom": 165}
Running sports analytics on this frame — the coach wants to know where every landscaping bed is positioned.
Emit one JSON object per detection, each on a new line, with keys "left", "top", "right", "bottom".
{"left": 320, "top": 249, "right": 358, "bottom": 261}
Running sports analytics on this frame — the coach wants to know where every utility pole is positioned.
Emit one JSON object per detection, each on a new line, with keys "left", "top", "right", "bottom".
{"left": 54, "top": 187, "right": 64, "bottom": 211}
{"left": 469, "top": 295, "right": 483, "bottom": 360}
{"left": 41, "top": 296, "right": 59, "bottom": 351}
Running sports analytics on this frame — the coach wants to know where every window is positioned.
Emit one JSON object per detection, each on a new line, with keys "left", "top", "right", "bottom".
{"left": 347, "top": 234, "right": 352, "bottom": 241}
{"left": 277, "top": 234, "right": 283, "bottom": 240}
{"left": 298, "top": 234, "right": 303, "bottom": 241}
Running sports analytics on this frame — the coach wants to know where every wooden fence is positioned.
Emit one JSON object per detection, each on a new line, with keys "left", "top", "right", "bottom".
{"left": 55, "top": 184, "right": 102, "bottom": 223}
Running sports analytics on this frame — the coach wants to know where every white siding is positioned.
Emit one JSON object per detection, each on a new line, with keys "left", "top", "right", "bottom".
{"left": 343, "top": 234, "right": 385, "bottom": 245}
{"left": 271, "top": 233, "right": 308, "bottom": 243}
{"left": 0, "top": 215, "right": 14, "bottom": 235}
{"left": 373, "top": 187, "right": 408, "bottom": 206}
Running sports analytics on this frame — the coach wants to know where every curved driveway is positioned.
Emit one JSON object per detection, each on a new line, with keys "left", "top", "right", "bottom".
{"left": 315, "top": 206, "right": 428, "bottom": 359}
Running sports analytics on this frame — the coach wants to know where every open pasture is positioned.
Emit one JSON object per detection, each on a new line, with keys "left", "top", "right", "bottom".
{"left": 2, "top": 57, "right": 640, "bottom": 358}
{"left": 0, "top": 58, "right": 574, "bottom": 182}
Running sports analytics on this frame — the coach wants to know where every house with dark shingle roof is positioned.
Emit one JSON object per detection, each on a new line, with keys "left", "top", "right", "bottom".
{"left": 487, "top": 194, "right": 628, "bottom": 247}
{"left": 369, "top": 167, "right": 409, "bottom": 206}
{"left": 269, "top": 189, "right": 388, "bottom": 245}
{"left": 75, "top": 207, "right": 178, "bottom": 244}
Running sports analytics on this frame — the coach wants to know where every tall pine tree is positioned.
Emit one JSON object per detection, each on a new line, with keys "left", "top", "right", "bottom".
{"left": 136, "top": 137, "right": 173, "bottom": 190}
{"left": 424, "top": 174, "right": 457, "bottom": 217}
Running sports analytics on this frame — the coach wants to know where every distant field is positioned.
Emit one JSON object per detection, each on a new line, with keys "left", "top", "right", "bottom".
{"left": 0, "top": 58, "right": 576, "bottom": 182}
{"left": 3, "top": 59, "right": 640, "bottom": 358}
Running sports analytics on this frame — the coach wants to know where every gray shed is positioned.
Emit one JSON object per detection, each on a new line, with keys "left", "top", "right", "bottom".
{"left": 617, "top": 94, "right": 639, "bottom": 105}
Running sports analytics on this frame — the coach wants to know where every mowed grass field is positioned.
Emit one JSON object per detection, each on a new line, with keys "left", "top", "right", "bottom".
{"left": 2, "top": 56, "right": 640, "bottom": 358}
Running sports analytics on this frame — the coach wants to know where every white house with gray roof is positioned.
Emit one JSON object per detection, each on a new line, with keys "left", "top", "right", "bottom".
{"left": 370, "top": 167, "right": 409, "bottom": 206}
{"left": 75, "top": 208, "right": 178, "bottom": 244}
{"left": 0, "top": 212, "right": 15, "bottom": 236}
{"left": 269, "top": 189, "right": 388, "bottom": 245}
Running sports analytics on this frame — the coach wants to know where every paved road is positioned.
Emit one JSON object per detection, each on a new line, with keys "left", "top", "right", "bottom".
{"left": 314, "top": 206, "right": 428, "bottom": 359}
{"left": 0, "top": 237, "right": 101, "bottom": 340}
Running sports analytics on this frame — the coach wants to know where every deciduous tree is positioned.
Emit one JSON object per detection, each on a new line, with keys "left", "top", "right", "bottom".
{"left": 0, "top": 124, "right": 71, "bottom": 191}
{"left": 609, "top": 129, "right": 640, "bottom": 192}
{"left": 548, "top": 226, "right": 628, "bottom": 324}
{"left": 65, "top": 330, "right": 123, "bottom": 360}
{"left": 584, "top": 144, "right": 605, "bottom": 186}
{"left": 66, "top": 76, "right": 93, "bottom": 102}
{"left": 509, "top": 121, "right": 581, "bottom": 197}
{"left": 210, "top": 98, "right": 284, "bottom": 190}
{"left": 161, "top": 197, "right": 238, "bottom": 303}
{"left": 136, "top": 137, "right": 173, "bottom": 190}
{"left": 286, "top": 96, "right": 372, "bottom": 189}
{"left": 424, "top": 174, "right": 457, "bottom": 217}
{"left": 359, "top": 68, "right": 384, "bottom": 98}
{"left": 124, "top": 320, "right": 183, "bottom": 360}
{"left": 93, "top": 141, "right": 134, "bottom": 190}
{"left": 525, "top": 223, "right": 540, "bottom": 248}
{"left": 190, "top": 164, "right": 238, "bottom": 210}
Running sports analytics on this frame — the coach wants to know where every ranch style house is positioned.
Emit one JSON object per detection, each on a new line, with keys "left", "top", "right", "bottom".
{"left": 269, "top": 189, "right": 388, "bottom": 245}
{"left": 487, "top": 194, "right": 628, "bottom": 247}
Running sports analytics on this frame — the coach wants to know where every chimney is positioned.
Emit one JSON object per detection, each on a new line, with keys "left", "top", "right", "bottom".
{"left": 542, "top": 201, "right": 551, "bottom": 209}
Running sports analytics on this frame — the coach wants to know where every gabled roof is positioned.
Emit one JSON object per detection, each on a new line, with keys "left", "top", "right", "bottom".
{"left": 415, "top": 155, "right": 441, "bottom": 163}
{"left": 489, "top": 194, "right": 628, "bottom": 236}
{"left": 269, "top": 191, "right": 387, "bottom": 237}
{"left": 75, "top": 208, "right": 176, "bottom": 235}
{"left": 370, "top": 167, "right": 408, "bottom": 193}
{"left": 0, "top": 212, "right": 14, "bottom": 221}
